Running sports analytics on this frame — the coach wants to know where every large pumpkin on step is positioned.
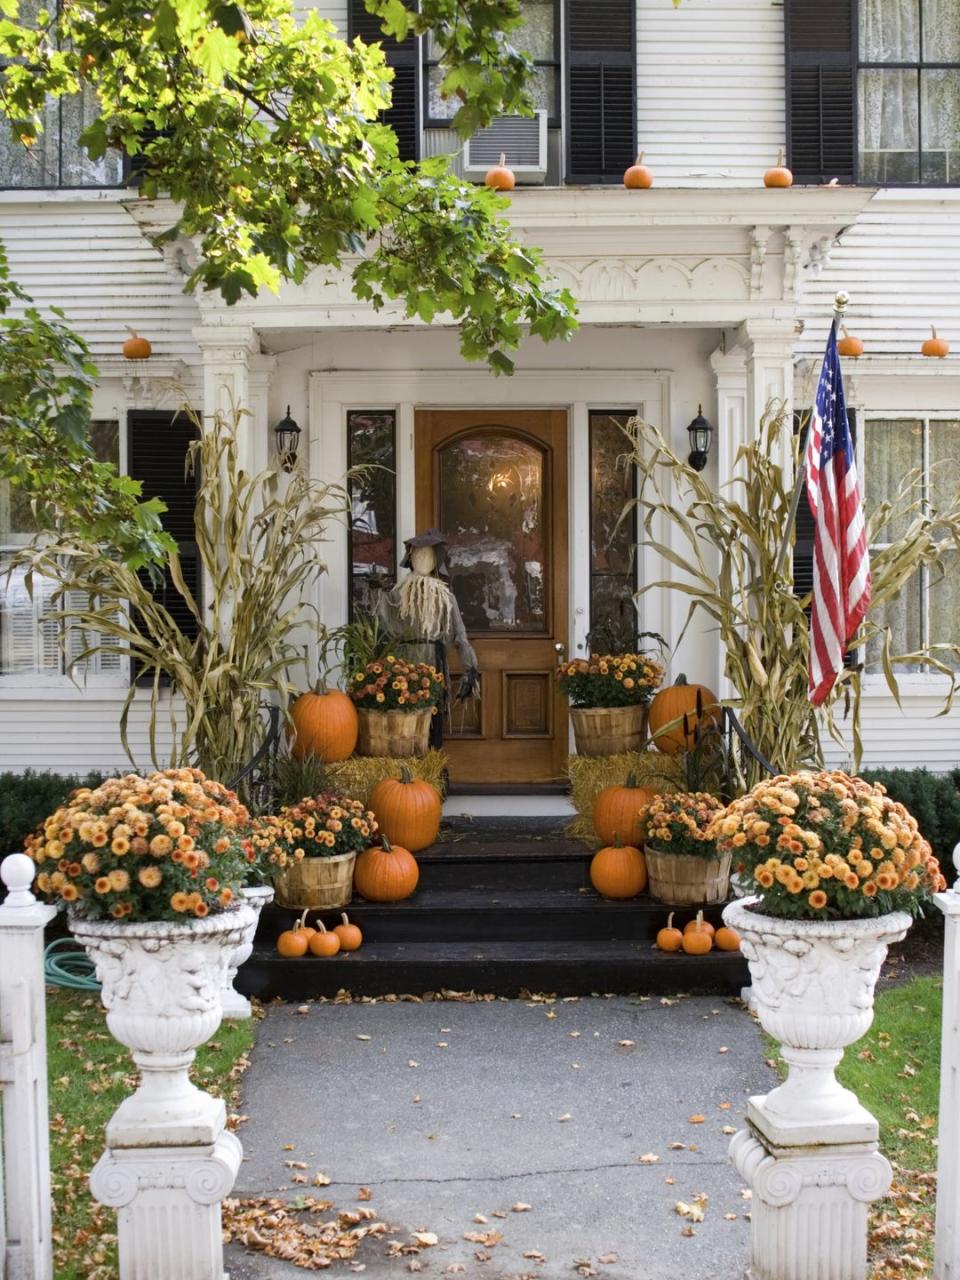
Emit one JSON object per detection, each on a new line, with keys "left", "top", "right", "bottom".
{"left": 648, "top": 675, "right": 721, "bottom": 755}
{"left": 354, "top": 835, "right": 420, "bottom": 902}
{"left": 290, "top": 686, "right": 358, "bottom": 762}
{"left": 590, "top": 842, "right": 647, "bottom": 900}
{"left": 592, "top": 773, "right": 655, "bottom": 847}
{"left": 369, "top": 767, "right": 441, "bottom": 852}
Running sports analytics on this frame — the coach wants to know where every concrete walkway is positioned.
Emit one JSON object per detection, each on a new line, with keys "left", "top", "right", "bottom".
{"left": 227, "top": 995, "right": 772, "bottom": 1280}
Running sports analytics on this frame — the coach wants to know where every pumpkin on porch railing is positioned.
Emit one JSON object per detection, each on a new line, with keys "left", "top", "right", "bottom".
{"left": 922, "top": 325, "right": 950, "bottom": 358}
{"left": 837, "top": 326, "right": 864, "bottom": 358}
{"left": 484, "top": 153, "right": 516, "bottom": 191}
{"left": 289, "top": 684, "right": 358, "bottom": 763}
{"left": 763, "top": 149, "right": 793, "bottom": 188}
{"left": 623, "top": 152, "right": 653, "bottom": 189}
{"left": 647, "top": 675, "right": 720, "bottom": 755}
{"left": 121, "top": 328, "right": 152, "bottom": 360}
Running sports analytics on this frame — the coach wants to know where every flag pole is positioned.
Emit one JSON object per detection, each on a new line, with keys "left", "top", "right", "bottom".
{"left": 773, "top": 290, "right": 850, "bottom": 584}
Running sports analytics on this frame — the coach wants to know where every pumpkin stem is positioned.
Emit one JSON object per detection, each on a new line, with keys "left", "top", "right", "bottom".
{"left": 932, "top": 325, "right": 938, "bottom": 339}
{"left": 296, "top": 908, "right": 310, "bottom": 931}
{"left": 313, "top": 676, "right": 329, "bottom": 695}
{"left": 381, "top": 833, "right": 393, "bottom": 852}
{"left": 776, "top": 147, "right": 784, "bottom": 167}
{"left": 399, "top": 766, "right": 412, "bottom": 785}
{"left": 636, "top": 151, "right": 644, "bottom": 165}
{"left": 613, "top": 830, "right": 621, "bottom": 846}
{"left": 499, "top": 152, "right": 507, "bottom": 167}
{"left": 625, "top": 771, "right": 638, "bottom": 789}
{"left": 125, "top": 325, "right": 140, "bottom": 338}
{"left": 695, "top": 909, "right": 704, "bottom": 930}
{"left": 341, "top": 912, "right": 350, "bottom": 926}
{"left": 316, "top": 920, "right": 328, "bottom": 934}
{"left": 675, "top": 674, "right": 688, "bottom": 686}
{"left": 667, "top": 912, "right": 674, "bottom": 930}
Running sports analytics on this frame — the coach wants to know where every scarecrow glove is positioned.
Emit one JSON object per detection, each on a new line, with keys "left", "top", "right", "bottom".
{"left": 456, "top": 667, "right": 480, "bottom": 702}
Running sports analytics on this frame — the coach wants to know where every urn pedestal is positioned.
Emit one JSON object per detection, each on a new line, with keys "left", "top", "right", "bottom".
{"left": 221, "top": 885, "right": 274, "bottom": 1019}
{"left": 723, "top": 899, "right": 911, "bottom": 1280}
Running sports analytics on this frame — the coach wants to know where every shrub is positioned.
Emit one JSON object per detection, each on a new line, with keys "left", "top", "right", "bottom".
{"left": 861, "top": 767, "right": 960, "bottom": 885}
{"left": 0, "top": 769, "right": 105, "bottom": 855}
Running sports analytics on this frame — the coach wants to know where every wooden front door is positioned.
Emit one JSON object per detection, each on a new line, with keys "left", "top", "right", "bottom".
{"left": 415, "top": 410, "right": 568, "bottom": 785}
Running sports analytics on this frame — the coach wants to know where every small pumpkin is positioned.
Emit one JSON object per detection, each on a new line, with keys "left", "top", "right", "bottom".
{"left": 354, "top": 834, "right": 420, "bottom": 902}
{"left": 593, "top": 773, "right": 655, "bottom": 847}
{"left": 837, "top": 326, "right": 864, "bottom": 358}
{"left": 333, "top": 912, "right": 363, "bottom": 952}
{"left": 290, "top": 684, "right": 358, "bottom": 763}
{"left": 276, "top": 910, "right": 311, "bottom": 957}
{"left": 647, "top": 675, "right": 721, "bottom": 755}
{"left": 623, "top": 151, "right": 653, "bottom": 189}
{"left": 763, "top": 148, "right": 793, "bottom": 188}
{"left": 369, "top": 767, "right": 441, "bottom": 852}
{"left": 715, "top": 925, "right": 741, "bottom": 952}
{"left": 922, "top": 325, "right": 950, "bottom": 358}
{"left": 308, "top": 921, "right": 341, "bottom": 957}
{"left": 484, "top": 152, "right": 515, "bottom": 192}
{"left": 122, "top": 328, "right": 152, "bottom": 361}
{"left": 655, "top": 911, "right": 683, "bottom": 953}
{"left": 684, "top": 916, "right": 715, "bottom": 940}
{"left": 680, "top": 911, "right": 713, "bottom": 955}
{"left": 590, "top": 838, "right": 647, "bottom": 900}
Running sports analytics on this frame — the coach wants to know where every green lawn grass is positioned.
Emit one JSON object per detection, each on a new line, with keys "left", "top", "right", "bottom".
{"left": 45, "top": 986, "right": 256, "bottom": 1280}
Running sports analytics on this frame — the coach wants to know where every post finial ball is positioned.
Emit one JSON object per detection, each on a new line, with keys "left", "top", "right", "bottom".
{"left": 1, "top": 852, "right": 38, "bottom": 906}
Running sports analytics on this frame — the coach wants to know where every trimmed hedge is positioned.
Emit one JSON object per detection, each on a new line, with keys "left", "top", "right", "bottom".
{"left": 862, "top": 767, "right": 960, "bottom": 885}
{"left": 0, "top": 769, "right": 105, "bottom": 856}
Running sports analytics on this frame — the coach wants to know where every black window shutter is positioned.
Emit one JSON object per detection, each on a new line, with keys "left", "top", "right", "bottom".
{"left": 565, "top": 0, "right": 636, "bottom": 184}
{"left": 786, "top": 0, "right": 856, "bottom": 184}
{"left": 349, "top": 0, "right": 419, "bottom": 163}
{"left": 127, "top": 411, "right": 201, "bottom": 672}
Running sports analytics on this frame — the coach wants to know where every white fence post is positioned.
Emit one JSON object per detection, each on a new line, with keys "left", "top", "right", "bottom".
{"left": 0, "top": 853, "right": 57, "bottom": 1280}
{"left": 934, "top": 843, "right": 960, "bottom": 1279}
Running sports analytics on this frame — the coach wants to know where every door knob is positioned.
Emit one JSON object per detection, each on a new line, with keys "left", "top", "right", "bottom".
{"left": 554, "top": 641, "right": 566, "bottom": 665}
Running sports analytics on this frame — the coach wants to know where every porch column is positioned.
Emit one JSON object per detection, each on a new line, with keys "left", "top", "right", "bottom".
{"left": 737, "top": 318, "right": 797, "bottom": 476}
{"left": 707, "top": 345, "right": 747, "bottom": 699}
{"left": 192, "top": 324, "right": 264, "bottom": 474}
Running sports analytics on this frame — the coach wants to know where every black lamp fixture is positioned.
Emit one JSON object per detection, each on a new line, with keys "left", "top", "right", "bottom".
{"left": 686, "top": 405, "right": 714, "bottom": 472}
{"left": 273, "top": 405, "right": 301, "bottom": 473}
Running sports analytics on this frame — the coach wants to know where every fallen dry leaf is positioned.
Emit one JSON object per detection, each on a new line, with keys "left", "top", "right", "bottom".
{"left": 617, "top": 1040, "right": 635, "bottom": 1048}
{"left": 512, "top": 1202, "right": 532, "bottom": 1213}
{"left": 463, "top": 1230, "right": 503, "bottom": 1247}
{"left": 718, "top": 1046, "right": 729, "bottom": 1054}
{"left": 358, "top": 1188, "right": 373, "bottom": 1202}
{"left": 408, "top": 1060, "right": 419, "bottom": 1068}
{"left": 688, "top": 1115, "right": 705, "bottom": 1124}
{"left": 558, "top": 1114, "right": 572, "bottom": 1122}
{"left": 721, "top": 1125, "right": 737, "bottom": 1135}
{"left": 296, "top": 1005, "right": 310, "bottom": 1015}
{"left": 669, "top": 1142, "right": 686, "bottom": 1150}
{"left": 598, "top": 1253, "right": 618, "bottom": 1263}
{"left": 719, "top": 1101, "right": 732, "bottom": 1110}
{"left": 638, "top": 1153, "right": 659, "bottom": 1165}
{"left": 523, "top": 1250, "right": 546, "bottom": 1262}
{"left": 680, "top": 1226, "right": 696, "bottom": 1238}
{"left": 474, "top": 1214, "right": 488, "bottom": 1224}
{"left": 675, "top": 1201, "right": 706, "bottom": 1223}
{"left": 412, "top": 1232, "right": 438, "bottom": 1247}
{"left": 724, "top": 1213, "right": 738, "bottom": 1221}
{"left": 356, "top": 1034, "right": 371, "bottom": 1041}
{"left": 313, "top": 1172, "right": 331, "bottom": 1187}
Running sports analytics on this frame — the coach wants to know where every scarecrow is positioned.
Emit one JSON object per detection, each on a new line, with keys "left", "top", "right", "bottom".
{"left": 372, "top": 529, "right": 479, "bottom": 746}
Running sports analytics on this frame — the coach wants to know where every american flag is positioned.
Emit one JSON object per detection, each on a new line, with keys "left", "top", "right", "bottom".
{"left": 804, "top": 323, "right": 871, "bottom": 706}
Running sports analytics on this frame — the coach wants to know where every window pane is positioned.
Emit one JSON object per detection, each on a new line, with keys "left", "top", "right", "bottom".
{"left": 439, "top": 433, "right": 546, "bottom": 633}
{"left": 0, "top": 99, "right": 61, "bottom": 188}
{"left": 866, "top": 573, "right": 924, "bottom": 671}
{"left": 859, "top": 69, "right": 920, "bottom": 183}
{"left": 515, "top": 0, "right": 556, "bottom": 60}
{"left": 921, "top": 70, "right": 960, "bottom": 183}
{"left": 347, "top": 411, "right": 396, "bottom": 621}
{"left": 929, "top": 420, "right": 960, "bottom": 511}
{"left": 590, "top": 411, "right": 637, "bottom": 652}
{"left": 865, "top": 418, "right": 923, "bottom": 541}
{"left": 929, "top": 550, "right": 960, "bottom": 669}
{"left": 861, "top": 0, "right": 920, "bottom": 62}
{"left": 428, "top": 65, "right": 555, "bottom": 120}
{"left": 923, "top": 0, "right": 960, "bottom": 60}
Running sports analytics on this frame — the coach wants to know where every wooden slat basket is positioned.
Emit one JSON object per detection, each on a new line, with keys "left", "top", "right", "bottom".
{"left": 570, "top": 704, "right": 648, "bottom": 757}
{"left": 645, "top": 847, "right": 733, "bottom": 906}
{"left": 356, "top": 708, "right": 432, "bottom": 758}
{"left": 272, "top": 851, "right": 357, "bottom": 910}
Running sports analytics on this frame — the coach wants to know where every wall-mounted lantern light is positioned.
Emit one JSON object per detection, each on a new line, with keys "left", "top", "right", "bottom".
{"left": 273, "top": 406, "right": 301, "bottom": 473}
{"left": 686, "top": 405, "right": 714, "bottom": 472}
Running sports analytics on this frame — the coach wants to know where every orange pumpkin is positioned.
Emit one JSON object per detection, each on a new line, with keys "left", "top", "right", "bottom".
{"left": 715, "top": 925, "right": 741, "bottom": 952}
{"left": 590, "top": 841, "right": 647, "bottom": 900}
{"left": 837, "top": 327, "right": 864, "bottom": 358}
{"left": 680, "top": 911, "right": 714, "bottom": 955}
{"left": 122, "top": 329, "right": 152, "bottom": 361}
{"left": 763, "top": 148, "right": 793, "bottom": 188}
{"left": 277, "top": 912, "right": 311, "bottom": 957}
{"left": 593, "top": 773, "right": 655, "bottom": 847}
{"left": 290, "top": 685, "right": 358, "bottom": 763}
{"left": 656, "top": 911, "right": 683, "bottom": 952}
{"left": 308, "top": 921, "right": 341, "bottom": 957}
{"left": 684, "top": 916, "right": 715, "bottom": 940}
{"left": 484, "top": 152, "right": 515, "bottom": 191}
{"left": 369, "top": 767, "right": 441, "bottom": 852}
{"left": 354, "top": 834, "right": 420, "bottom": 902}
{"left": 334, "top": 912, "right": 363, "bottom": 952}
{"left": 623, "top": 151, "right": 653, "bottom": 189}
{"left": 648, "top": 675, "right": 721, "bottom": 755}
{"left": 922, "top": 325, "right": 950, "bottom": 358}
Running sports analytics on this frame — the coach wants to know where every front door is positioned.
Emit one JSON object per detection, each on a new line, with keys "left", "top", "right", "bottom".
{"left": 415, "top": 410, "right": 568, "bottom": 785}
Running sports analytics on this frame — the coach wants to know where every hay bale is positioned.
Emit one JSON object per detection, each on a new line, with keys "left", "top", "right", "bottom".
{"left": 566, "top": 751, "right": 685, "bottom": 846}
{"left": 326, "top": 750, "right": 448, "bottom": 809}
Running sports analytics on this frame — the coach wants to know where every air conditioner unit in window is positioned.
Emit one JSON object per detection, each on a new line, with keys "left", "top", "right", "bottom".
{"left": 463, "top": 111, "right": 548, "bottom": 184}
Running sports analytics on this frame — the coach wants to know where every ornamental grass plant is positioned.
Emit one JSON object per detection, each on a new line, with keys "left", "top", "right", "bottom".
{"left": 711, "top": 771, "right": 945, "bottom": 920}
{"left": 349, "top": 656, "right": 444, "bottom": 712}
{"left": 644, "top": 791, "right": 726, "bottom": 857}
{"left": 250, "top": 795, "right": 378, "bottom": 869}
{"left": 556, "top": 653, "right": 664, "bottom": 709}
{"left": 24, "top": 768, "right": 252, "bottom": 921}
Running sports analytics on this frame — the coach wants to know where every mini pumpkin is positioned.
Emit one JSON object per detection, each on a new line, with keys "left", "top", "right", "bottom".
{"left": 684, "top": 916, "right": 715, "bottom": 940}
{"left": 354, "top": 834, "right": 420, "bottom": 902}
{"left": 593, "top": 773, "right": 655, "bottom": 847}
{"left": 655, "top": 911, "right": 683, "bottom": 953}
{"left": 290, "top": 684, "right": 358, "bottom": 762}
{"left": 715, "top": 925, "right": 741, "bottom": 952}
{"left": 276, "top": 910, "right": 312, "bottom": 957}
{"left": 484, "top": 152, "right": 515, "bottom": 191}
{"left": 680, "top": 911, "right": 713, "bottom": 955}
{"left": 308, "top": 921, "right": 341, "bottom": 957}
{"left": 623, "top": 151, "right": 653, "bottom": 189}
{"left": 334, "top": 912, "right": 363, "bottom": 952}
{"left": 590, "top": 839, "right": 647, "bottom": 900}
{"left": 647, "top": 675, "right": 721, "bottom": 755}
{"left": 922, "top": 325, "right": 950, "bottom": 358}
{"left": 369, "top": 767, "right": 441, "bottom": 852}
{"left": 837, "top": 326, "right": 864, "bottom": 358}
{"left": 122, "top": 328, "right": 152, "bottom": 361}
{"left": 763, "top": 148, "right": 793, "bottom": 188}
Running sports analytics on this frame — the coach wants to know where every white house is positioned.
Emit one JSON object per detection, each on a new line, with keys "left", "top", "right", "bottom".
{"left": 1, "top": 0, "right": 958, "bottom": 785}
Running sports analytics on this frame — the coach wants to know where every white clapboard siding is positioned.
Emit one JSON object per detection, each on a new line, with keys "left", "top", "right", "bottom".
{"left": 295, "top": 0, "right": 347, "bottom": 33}
{"left": 0, "top": 201, "right": 200, "bottom": 362}
{"left": 822, "top": 688, "right": 960, "bottom": 773}
{"left": 636, "top": 0, "right": 785, "bottom": 186}
{"left": 798, "top": 194, "right": 960, "bottom": 358}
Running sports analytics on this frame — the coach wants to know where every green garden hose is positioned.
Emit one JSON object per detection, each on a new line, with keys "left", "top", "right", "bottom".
{"left": 44, "top": 936, "right": 101, "bottom": 991}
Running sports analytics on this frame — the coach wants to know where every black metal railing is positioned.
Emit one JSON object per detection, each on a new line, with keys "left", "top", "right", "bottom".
{"left": 227, "top": 704, "right": 283, "bottom": 808}
{"left": 722, "top": 706, "right": 780, "bottom": 778}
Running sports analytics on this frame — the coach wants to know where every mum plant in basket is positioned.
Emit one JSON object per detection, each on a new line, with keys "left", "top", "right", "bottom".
{"left": 557, "top": 653, "right": 664, "bottom": 708}
{"left": 350, "top": 655, "right": 444, "bottom": 712}
{"left": 642, "top": 791, "right": 728, "bottom": 905}
{"left": 251, "top": 794, "right": 378, "bottom": 911}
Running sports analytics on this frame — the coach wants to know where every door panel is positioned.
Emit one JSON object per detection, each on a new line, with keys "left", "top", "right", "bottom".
{"left": 416, "top": 410, "right": 568, "bottom": 784}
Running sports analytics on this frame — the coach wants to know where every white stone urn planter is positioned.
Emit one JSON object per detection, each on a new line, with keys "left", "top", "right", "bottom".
{"left": 221, "top": 884, "right": 274, "bottom": 1020}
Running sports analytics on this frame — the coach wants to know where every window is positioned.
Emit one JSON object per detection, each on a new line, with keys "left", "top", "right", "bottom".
{"left": 565, "top": 0, "right": 636, "bottom": 183}
{"left": 348, "top": 0, "right": 420, "bottom": 162}
{"left": 347, "top": 410, "right": 397, "bottom": 621}
{"left": 863, "top": 415, "right": 960, "bottom": 672}
{"left": 589, "top": 410, "right": 638, "bottom": 651}
{"left": 0, "top": 420, "right": 123, "bottom": 679}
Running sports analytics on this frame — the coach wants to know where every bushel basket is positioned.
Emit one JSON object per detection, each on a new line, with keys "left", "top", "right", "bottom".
{"left": 645, "top": 847, "right": 732, "bottom": 906}
{"left": 357, "top": 707, "right": 432, "bottom": 757}
{"left": 272, "top": 851, "right": 357, "bottom": 910}
{"left": 570, "top": 704, "right": 648, "bottom": 757}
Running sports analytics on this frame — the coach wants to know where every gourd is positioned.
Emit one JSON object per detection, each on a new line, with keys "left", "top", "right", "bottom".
{"left": 647, "top": 675, "right": 721, "bottom": 755}
{"left": 484, "top": 153, "right": 516, "bottom": 191}
{"left": 623, "top": 152, "right": 653, "bottom": 189}
{"left": 714, "top": 925, "right": 741, "bottom": 952}
{"left": 276, "top": 909, "right": 312, "bottom": 957}
{"left": 837, "top": 326, "right": 864, "bottom": 358}
{"left": 592, "top": 773, "right": 654, "bottom": 847}
{"left": 353, "top": 834, "right": 420, "bottom": 902}
{"left": 922, "top": 325, "right": 950, "bottom": 358}
{"left": 289, "top": 685, "right": 358, "bottom": 763}
{"left": 684, "top": 916, "right": 715, "bottom": 940}
{"left": 655, "top": 912, "right": 683, "bottom": 952}
{"left": 369, "top": 767, "right": 441, "bottom": 852}
{"left": 334, "top": 912, "right": 363, "bottom": 952}
{"left": 763, "top": 148, "right": 793, "bottom": 188}
{"left": 308, "top": 921, "right": 341, "bottom": 956}
{"left": 589, "top": 838, "right": 647, "bottom": 900}
{"left": 680, "top": 911, "right": 713, "bottom": 955}
{"left": 122, "top": 329, "right": 152, "bottom": 360}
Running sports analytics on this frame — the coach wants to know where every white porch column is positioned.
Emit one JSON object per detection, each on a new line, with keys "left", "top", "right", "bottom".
{"left": 192, "top": 325, "right": 263, "bottom": 474}
{"left": 935, "top": 868, "right": 960, "bottom": 1279}
{"left": 707, "top": 344, "right": 747, "bottom": 700}
{"left": 738, "top": 318, "right": 797, "bottom": 476}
